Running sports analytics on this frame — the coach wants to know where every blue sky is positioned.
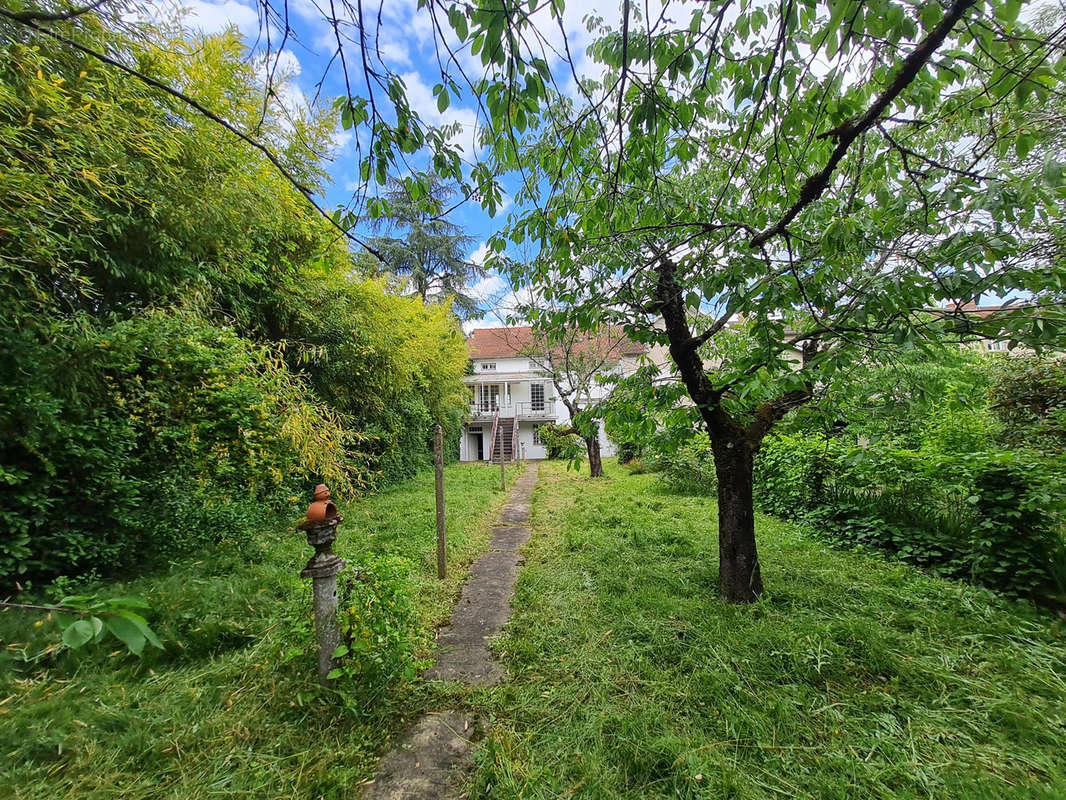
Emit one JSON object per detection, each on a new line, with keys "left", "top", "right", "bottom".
{"left": 152, "top": 0, "right": 640, "bottom": 329}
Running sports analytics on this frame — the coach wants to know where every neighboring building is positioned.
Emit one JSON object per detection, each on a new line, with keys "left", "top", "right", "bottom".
{"left": 951, "top": 301, "right": 1021, "bottom": 353}
{"left": 460, "top": 326, "right": 645, "bottom": 461}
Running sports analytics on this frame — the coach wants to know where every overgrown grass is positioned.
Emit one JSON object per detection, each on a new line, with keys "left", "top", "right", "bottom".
{"left": 0, "top": 461, "right": 521, "bottom": 799}
{"left": 470, "top": 461, "right": 1066, "bottom": 799}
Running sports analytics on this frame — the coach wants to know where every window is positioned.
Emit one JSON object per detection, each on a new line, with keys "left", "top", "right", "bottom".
{"left": 530, "top": 382, "right": 545, "bottom": 411}
{"left": 477, "top": 384, "right": 500, "bottom": 412}
{"left": 987, "top": 340, "right": 1008, "bottom": 352}
{"left": 481, "top": 362, "right": 496, "bottom": 371}
{"left": 532, "top": 424, "right": 543, "bottom": 445}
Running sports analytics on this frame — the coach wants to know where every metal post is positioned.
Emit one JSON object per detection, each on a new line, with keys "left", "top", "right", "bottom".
{"left": 297, "top": 488, "right": 346, "bottom": 686}
{"left": 499, "top": 421, "right": 506, "bottom": 490}
{"left": 434, "top": 424, "right": 446, "bottom": 579}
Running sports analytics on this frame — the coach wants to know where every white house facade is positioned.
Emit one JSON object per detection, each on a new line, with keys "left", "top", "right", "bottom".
{"left": 460, "top": 326, "right": 645, "bottom": 462}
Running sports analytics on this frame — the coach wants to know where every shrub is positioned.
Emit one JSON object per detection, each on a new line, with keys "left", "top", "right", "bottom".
{"left": 539, "top": 425, "right": 585, "bottom": 462}
{"left": 920, "top": 388, "right": 996, "bottom": 455}
{"left": 965, "top": 453, "right": 1065, "bottom": 596}
{"left": 752, "top": 434, "right": 835, "bottom": 517}
{"left": 0, "top": 311, "right": 351, "bottom": 583}
{"left": 754, "top": 434, "right": 1066, "bottom": 598}
{"left": 987, "top": 355, "right": 1066, "bottom": 453}
{"left": 656, "top": 434, "right": 718, "bottom": 495}
{"left": 616, "top": 440, "right": 641, "bottom": 464}
{"left": 334, "top": 555, "right": 420, "bottom": 705}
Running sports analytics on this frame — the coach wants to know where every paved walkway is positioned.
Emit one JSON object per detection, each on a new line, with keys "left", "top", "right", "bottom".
{"left": 362, "top": 462, "right": 539, "bottom": 800}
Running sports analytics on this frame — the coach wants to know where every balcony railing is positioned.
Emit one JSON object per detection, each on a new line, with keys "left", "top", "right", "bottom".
{"left": 469, "top": 399, "right": 556, "bottom": 419}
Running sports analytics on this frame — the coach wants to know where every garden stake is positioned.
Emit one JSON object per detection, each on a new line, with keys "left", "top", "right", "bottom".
{"left": 434, "top": 423, "right": 446, "bottom": 579}
{"left": 297, "top": 484, "right": 346, "bottom": 686}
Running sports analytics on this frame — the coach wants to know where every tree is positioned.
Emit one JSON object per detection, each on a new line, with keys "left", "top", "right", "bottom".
{"left": 367, "top": 173, "right": 484, "bottom": 318}
{"left": 0, "top": 8, "right": 471, "bottom": 582}
{"left": 486, "top": 1, "right": 1066, "bottom": 601}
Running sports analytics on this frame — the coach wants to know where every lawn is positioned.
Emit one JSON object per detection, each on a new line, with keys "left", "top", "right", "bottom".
{"left": 4, "top": 458, "right": 1065, "bottom": 799}
{"left": 469, "top": 460, "right": 1066, "bottom": 799}
{"left": 0, "top": 461, "right": 522, "bottom": 799}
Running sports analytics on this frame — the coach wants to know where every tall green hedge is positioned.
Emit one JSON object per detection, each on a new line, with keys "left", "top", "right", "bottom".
{"left": 754, "top": 434, "right": 1066, "bottom": 599}
{"left": 0, "top": 18, "right": 468, "bottom": 584}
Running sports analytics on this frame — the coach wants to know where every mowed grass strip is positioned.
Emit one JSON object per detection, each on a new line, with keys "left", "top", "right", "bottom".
{"left": 0, "top": 461, "right": 522, "bottom": 799}
{"left": 470, "top": 460, "right": 1066, "bottom": 800}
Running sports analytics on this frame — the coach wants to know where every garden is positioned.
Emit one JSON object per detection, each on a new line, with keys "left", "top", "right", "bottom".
{"left": 2, "top": 1, "right": 1066, "bottom": 798}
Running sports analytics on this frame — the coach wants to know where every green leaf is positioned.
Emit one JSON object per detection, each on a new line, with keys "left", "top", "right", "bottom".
{"left": 332, "top": 644, "right": 349, "bottom": 658}
{"left": 1015, "top": 132, "right": 1035, "bottom": 161}
{"left": 326, "top": 668, "right": 344, "bottom": 680}
{"left": 994, "top": 0, "right": 1021, "bottom": 25}
{"left": 104, "top": 615, "right": 146, "bottom": 655}
{"left": 1042, "top": 157, "right": 1064, "bottom": 187}
{"left": 448, "top": 7, "right": 468, "bottom": 42}
{"left": 62, "top": 619, "right": 95, "bottom": 649}
{"left": 114, "top": 609, "right": 163, "bottom": 650}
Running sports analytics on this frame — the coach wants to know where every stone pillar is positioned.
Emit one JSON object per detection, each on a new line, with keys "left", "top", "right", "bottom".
{"left": 298, "top": 514, "right": 346, "bottom": 686}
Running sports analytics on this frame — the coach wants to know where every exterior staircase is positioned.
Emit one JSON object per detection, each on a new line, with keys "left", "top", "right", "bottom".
{"left": 490, "top": 416, "right": 516, "bottom": 463}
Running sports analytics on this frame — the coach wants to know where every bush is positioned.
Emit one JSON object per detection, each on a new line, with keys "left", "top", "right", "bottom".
{"left": 966, "top": 454, "right": 1065, "bottom": 595}
{"left": 754, "top": 434, "right": 1066, "bottom": 598}
{"left": 656, "top": 434, "right": 718, "bottom": 495}
{"left": 752, "top": 434, "right": 835, "bottom": 517}
{"left": 539, "top": 425, "right": 585, "bottom": 462}
{"left": 0, "top": 312, "right": 351, "bottom": 583}
{"left": 987, "top": 355, "right": 1066, "bottom": 454}
{"left": 0, "top": 18, "right": 470, "bottom": 586}
{"left": 616, "top": 440, "right": 641, "bottom": 464}
{"left": 335, "top": 555, "right": 420, "bottom": 705}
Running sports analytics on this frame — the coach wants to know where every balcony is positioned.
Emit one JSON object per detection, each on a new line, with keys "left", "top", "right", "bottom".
{"left": 468, "top": 399, "right": 556, "bottom": 420}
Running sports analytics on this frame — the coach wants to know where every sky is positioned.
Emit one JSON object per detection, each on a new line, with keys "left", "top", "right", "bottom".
{"left": 149, "top": 0, "right": 653, "bottom": 331}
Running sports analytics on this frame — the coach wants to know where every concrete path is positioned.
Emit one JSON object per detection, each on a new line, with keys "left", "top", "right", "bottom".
{"left": 362, "top": 462, "right": 539, "bottom": 800}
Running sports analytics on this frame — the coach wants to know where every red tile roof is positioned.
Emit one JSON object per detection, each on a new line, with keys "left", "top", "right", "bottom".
{"left": 467, "top": 326, "right": 646, "bottom": 360}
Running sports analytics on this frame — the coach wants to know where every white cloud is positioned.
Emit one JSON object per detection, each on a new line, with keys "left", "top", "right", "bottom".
{"left": 469, "top": 241, "right": 492, "bottom": 267}
{"left": 463, "top": 316, "right": 504, "bottom": 334}
{"left": 159, "top": 0, "right": 259, "bottom": 34}
{"left": 470, "top": 272, "right": 506, "bottom": 300}
{"left": 333, "top": 126, "right": 355, "bottom": 151}
{"left": 251, "top": 50, "right": 312, "bottom": 129}
{"left": 463, "top": 282, "right": 535, "bottom": 333}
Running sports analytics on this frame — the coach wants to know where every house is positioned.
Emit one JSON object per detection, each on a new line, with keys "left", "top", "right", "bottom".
{"left": 460, "top": 326, "right": 646, "bottom": 462}
{"left": 951, "top": 301, "right": 1019, "bottom": 352}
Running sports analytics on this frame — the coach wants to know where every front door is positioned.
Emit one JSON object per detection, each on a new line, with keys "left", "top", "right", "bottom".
{"left": 475, "top": 432, "right": 484, "bottom": 460}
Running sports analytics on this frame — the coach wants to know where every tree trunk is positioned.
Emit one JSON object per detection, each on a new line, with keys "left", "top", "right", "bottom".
{"left": 586, "top": 435, "right": 603, "bottom": 477}
{"left": 712, "top": 437, "right": 763, "bottom": 603}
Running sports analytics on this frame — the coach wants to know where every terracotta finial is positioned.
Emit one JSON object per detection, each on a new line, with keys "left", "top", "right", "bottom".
{"left": 306, "top": 484, "right": 338, "bottom": 521}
